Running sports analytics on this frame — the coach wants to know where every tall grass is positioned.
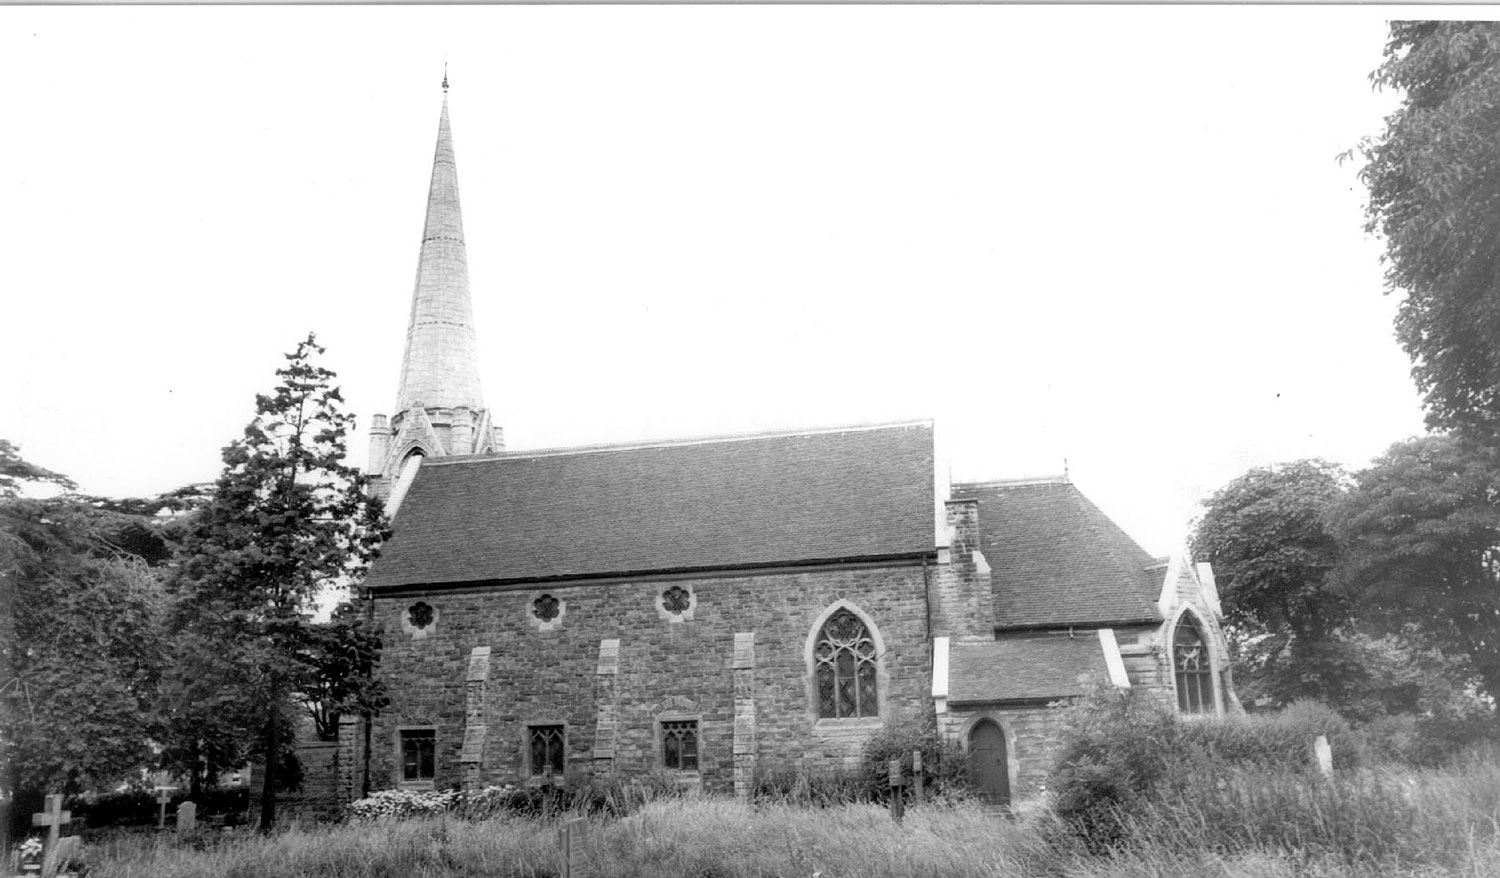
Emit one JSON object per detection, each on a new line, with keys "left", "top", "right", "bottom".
{"left": 82, "top": 758, "right": 1500, "bottom": 878}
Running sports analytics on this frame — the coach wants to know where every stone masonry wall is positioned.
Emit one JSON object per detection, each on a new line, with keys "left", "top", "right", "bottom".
{"left": 939, "top": 704, "right": 1071, "bottom": 798}
{"left": 369, "top": 562, "right": 932, "bottom": 795}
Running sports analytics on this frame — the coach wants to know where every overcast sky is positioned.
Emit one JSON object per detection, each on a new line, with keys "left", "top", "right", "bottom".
{"left": 1, "top": 6, "right": 1442, "bottom": 555}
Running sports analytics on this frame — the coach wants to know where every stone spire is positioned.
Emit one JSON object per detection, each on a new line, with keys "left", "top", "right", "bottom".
{"left": 368, "top": 80, "right": 503, "bottom": 498}
{"left": 395, "top": 90, "right": 484, "bottom": 414}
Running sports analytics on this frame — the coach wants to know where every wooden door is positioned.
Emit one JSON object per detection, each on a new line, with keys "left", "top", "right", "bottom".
{"left": 968, "top": 719, "right": 1010, "bottom": 805}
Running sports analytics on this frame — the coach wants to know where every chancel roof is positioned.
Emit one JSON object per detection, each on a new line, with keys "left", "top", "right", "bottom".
{"left": 951, "top": 479, "right": 1163, "bottom": 629}
{"left": 365, "top": 421, "right": 935, "bottom": 589}
{"left": 948, "top": 633, "right": 1112, "bottom": 703}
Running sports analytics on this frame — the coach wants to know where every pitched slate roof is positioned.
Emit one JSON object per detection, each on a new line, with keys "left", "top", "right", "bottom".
{"left": 365, "top": 421, "right": 935, "bottom": 589}
{"left": 951, "top": 479, "right": 1162, "bottom": 629}
{"left": 948, "top": 633, "right": 1110, "bottom": 703}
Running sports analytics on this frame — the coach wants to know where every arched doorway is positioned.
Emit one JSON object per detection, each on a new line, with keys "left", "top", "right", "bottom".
{"left": 968, "top": 719, "right": 1010, "bottom": 805}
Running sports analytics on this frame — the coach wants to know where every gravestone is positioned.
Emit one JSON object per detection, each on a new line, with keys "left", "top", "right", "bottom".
{"left": 51, "top": 837, "right": 82, "bottom": 875}
{"left": 1314, "top": 734, "right": 1333, "bottom": 778}
{"left": 155, "top": 787, "right": 175, "bottom": 830}
{"left": 557, "top": 817, "right": 585, "bottom": 878}
{"left": 31, "top": 794, "right": 71, "bottom": 878}
{"left": 912, "top": 750, "right": 925, "bottom": 803}
{"left": 177, "top": 801, "right": 197, "bottom": 834}
{"left": 887, "top": 758, "right": 905, "bottom": 823}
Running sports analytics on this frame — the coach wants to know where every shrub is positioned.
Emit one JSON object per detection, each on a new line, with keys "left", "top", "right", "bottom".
{"left": 1181, "top": 699, "right": 1366, "bottom": 769}
{"left": 1047, "top": 687, "right": 1191, "bottom": 849}
{"left": 860, "top": 710, "right": 971, "bottom": 801}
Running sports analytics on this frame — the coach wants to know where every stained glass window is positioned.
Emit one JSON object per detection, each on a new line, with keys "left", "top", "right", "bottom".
{"left": 400, "top": 729, "right": 435, "bottom": 782}
{"left": 814, "top": 610, "right": 878, "bottom": 718}
{"left": 1174, "top": 614, "right": 1215, "bottom": 714}
{"left": 529, "top": 725, "right": 565, "bottom": 776}
{"left": 661, "top": 720, "right": 698, "bottom": 771}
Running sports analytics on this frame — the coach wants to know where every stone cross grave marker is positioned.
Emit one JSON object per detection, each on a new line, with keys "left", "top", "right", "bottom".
{"left": 177, "top": 800, "right": 197, "bottom": 834}
{"left": 31, "top": 794, "right": 70, "bottom": 878}
{"left": 155, "top": 787, "right": 175, "bottom": 830}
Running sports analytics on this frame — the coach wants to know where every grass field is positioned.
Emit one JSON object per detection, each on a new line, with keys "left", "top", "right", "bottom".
{"left": 79, "top": 757, "right": 1500, "bottom": 878}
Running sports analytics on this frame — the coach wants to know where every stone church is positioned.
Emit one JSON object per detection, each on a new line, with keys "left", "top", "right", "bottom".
{"left": 338, "top": 86, "right": 1236, "bottom": 805}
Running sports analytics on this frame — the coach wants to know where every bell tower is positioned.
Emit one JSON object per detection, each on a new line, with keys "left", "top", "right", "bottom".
{"left": 368, "top": 75, "right": 502, "bottom": 500}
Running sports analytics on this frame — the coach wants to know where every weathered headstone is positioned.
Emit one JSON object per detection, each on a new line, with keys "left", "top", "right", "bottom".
{"left": 888, "top": 758, "right": 905, "bottom": 823}
{"left": 51, "top": 837, "right": 82, "bottom": 875}
{"left": 154, "top": 787, "right": 175, "bottom": 830}
{"left": 557, "top": 817, "right": 586, "bottom": 878}
{"left": 1314, "top": 734, "right": 1333, "bottom": 778}
{"left": 31, "top": 794, "right": 71, "bottom": 878}
{"left": 177, "top": 800, "right": 197, "bottom": 834}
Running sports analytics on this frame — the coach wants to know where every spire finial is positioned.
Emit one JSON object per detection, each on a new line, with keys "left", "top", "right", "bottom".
{"left": 442, "top": 61, "right": 449, "bottom": 94}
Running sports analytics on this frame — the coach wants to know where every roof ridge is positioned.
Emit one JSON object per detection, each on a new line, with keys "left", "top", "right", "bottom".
{"left": 415, "top": 419, "right": 934, "bottom": 466}
{"left": 954, "top": 475, "right": 1069, "bottom": 489}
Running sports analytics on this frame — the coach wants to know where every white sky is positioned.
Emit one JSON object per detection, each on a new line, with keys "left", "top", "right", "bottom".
{"left": 1, "top": 6, "right": 1445, "bottom": 556}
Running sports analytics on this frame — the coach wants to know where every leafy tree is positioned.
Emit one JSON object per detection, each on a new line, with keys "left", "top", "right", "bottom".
{"left": 164, "top": 334, "right": 387, "bottom": 830}
{"left": 1191, "top": 460, "right": 1355, "bottom": 706}
{"left": 1334, "top": 433, "right": 1500, "bottom": 701}
{"left": 1360, "top": 22, "right": 1500, "bottom": 432}
{"left": 0, "top": 439, "right": 75, "bottom": 498}
{"left": 1, "top": 495, "right": 166, "bottom": 842}
{"left": 292, "top": 603, "right": 388, "bottom": 743}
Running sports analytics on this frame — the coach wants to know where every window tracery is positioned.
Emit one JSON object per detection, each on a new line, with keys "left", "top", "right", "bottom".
{"left": 814, "top": 609, "right": 878, "bottom": 718}
{"left": 1174, "top": 613, "right": 1215, "bottom": 714}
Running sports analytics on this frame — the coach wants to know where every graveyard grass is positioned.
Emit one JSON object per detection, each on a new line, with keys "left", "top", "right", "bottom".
{"left": 81, "top": 755, "right": 1500, "bottom": 878}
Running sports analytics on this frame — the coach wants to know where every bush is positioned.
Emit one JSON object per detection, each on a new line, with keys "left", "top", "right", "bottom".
{"left": 1182, "top": 699, "right": 1366, "bottom": 769}
{"left": 1048, "top": 687, "right": 1191, "bottom": 849}
{"left": 860, "top": 710, "right": 971, "bottom": 801}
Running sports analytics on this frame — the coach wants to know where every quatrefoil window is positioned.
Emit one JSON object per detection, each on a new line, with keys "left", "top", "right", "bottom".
{"left": 662, "top": 586, "right": 691, "bottom": 615}
{"left": 533, "top": 594, "right": 561, "bottom": 622}
{"left": 408, "top": 602, "right": 435, "bottom": 630}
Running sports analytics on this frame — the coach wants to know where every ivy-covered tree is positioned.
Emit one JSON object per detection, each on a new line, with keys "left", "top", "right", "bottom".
{"left": 165, "top": 334, "right": 387, "bottom": 830}
{"left": 1335, "top": 433, "right": 1500, "bottom": 702}
{"left": 1361, "top": 22, "right": 1500, "bottom": 433}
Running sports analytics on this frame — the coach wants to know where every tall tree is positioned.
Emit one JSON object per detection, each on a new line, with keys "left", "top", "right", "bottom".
{"left": 1361, "top": 22, "right": 1500, "bottom": 432}
{"left": 165, "top": 334, "right": 387, "bottom": 830}
{"left": 1, "top": 465, "right": 166, "bottom": 843}
{"left": 1334, "top": 433, "right": 1500, "bottom": 701}
{"left": 1192, "top": 460, "right": 1358, "bottom": 708}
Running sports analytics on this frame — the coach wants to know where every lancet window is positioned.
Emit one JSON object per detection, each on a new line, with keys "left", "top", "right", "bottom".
{"left": 1174, "top": 613, "right": 1215, "bottom": 714}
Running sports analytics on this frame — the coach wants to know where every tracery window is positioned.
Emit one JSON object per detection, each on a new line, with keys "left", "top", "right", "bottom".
{"left": 400, "top": 729, "right": 435, "bottom": 782}
{"left": 661, "top": 720, "right": 699, "bottom": 770}
{"left": 662, "top": 586, "right": 691, "bottom": 615}
{"left": 529, "top": 725, "right": 565, "bottom": 777}
{"left": 814, "top": 609, "right": 878, "bottom": 718}
{"left": 1174, "top": 613, "right": 1215, "bottom": 714}
{"left": 407, "top": 602, "right": 434, "bottom": 629}
{"left": 532, "top": 594, "right": 560, "bottom": 622}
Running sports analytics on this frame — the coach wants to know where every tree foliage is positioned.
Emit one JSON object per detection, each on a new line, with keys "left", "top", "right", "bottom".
{"left": 1191, "top": 460, "right": 1360, "bottom": 707}
{"left": 164, "top": 334, "right": 387, "bottom": 829}
{"left": 1362, "top": 22, "right": 1500, "bottom": 432}
{"left": 1334, "top": 433, "right": 1500, "bottom": 702}
{"left": 0, "top": 439, "right": 75, "bottom": 499}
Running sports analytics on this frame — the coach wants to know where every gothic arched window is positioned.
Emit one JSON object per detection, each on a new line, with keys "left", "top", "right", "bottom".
{"left": 1174, "top": 613, "right": 1215, "bottom": 714}
{"left": 814, "top": 610, "right": 878, "bottom": 718}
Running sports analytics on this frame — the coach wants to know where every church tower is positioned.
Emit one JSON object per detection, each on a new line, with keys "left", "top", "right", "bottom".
{"left": 368, "top": 77, "right": 503, "bottom": 500}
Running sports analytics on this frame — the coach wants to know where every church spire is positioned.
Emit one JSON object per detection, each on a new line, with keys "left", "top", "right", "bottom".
{"left": 369, "top": 79, "right": 502, "bottom": 496}
{"left": 394, "top": 81, "right": 485, "bottom": 415}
